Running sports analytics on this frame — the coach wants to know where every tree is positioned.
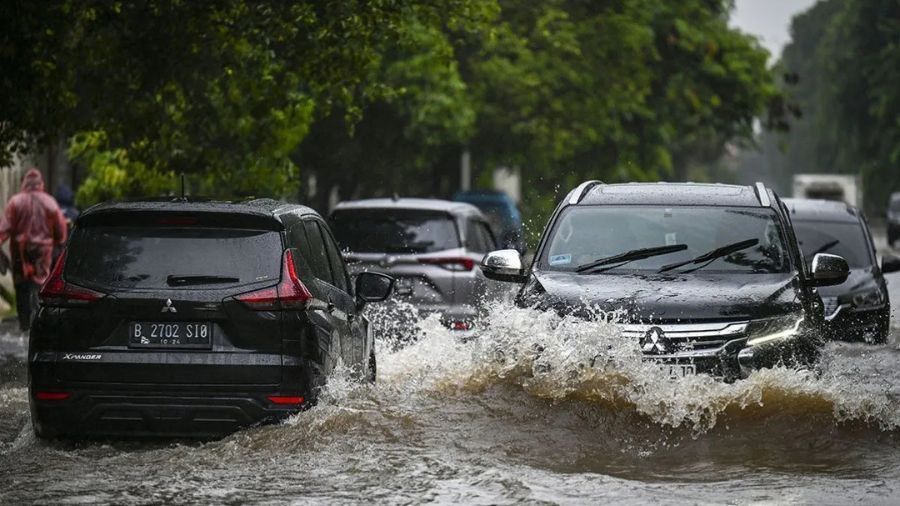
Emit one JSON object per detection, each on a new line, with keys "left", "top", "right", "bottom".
{"left": 764, "top": 0, "right": 900, "bottom": 213}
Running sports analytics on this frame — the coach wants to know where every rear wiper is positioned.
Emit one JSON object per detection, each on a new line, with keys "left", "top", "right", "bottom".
{"left": 167, "top": 275, "right": 240, "bottom": 286}
{"left": 575, "top": 244, "right": 688, "bottom": 274}
{"left": 657, "top": 238, "right": 759, "bottom": 273}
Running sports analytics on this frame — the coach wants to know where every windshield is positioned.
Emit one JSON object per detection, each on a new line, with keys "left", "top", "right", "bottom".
{"left": 331, "top": 209, "right": 460, "bottom": 254}
{"left": 792, "top": 220, "right": 872, "bottom": 268}
{"left": 66, "top": 227, "right": 282, "bottom": 289}
{"left": 542, "top": 206, "right": 790, "bottom": 273}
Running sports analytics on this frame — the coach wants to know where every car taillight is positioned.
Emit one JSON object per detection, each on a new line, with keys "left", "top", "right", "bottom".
{"left": 39, "top": 251, "right": 104, "bottom": 306}
{"left": 267, "top": 395, "right": 305, "bottom": 405}
{"left": 235, "top": 250, "right": 312, "bottom": 310}
{"left": 418, "top": 257, "right": 475, "bottom": 271}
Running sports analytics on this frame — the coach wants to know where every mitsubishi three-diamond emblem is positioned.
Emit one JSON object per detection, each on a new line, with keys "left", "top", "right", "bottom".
{"left": 641, "top": 327, "right": 669, "bottom": 354}
{"left": 161, "top": 299, "right": 177, "bottom": 313}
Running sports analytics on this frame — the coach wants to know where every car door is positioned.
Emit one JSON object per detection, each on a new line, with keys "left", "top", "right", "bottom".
{"left": 285, "top": 218, "right": 344, "bottom": 375}
{"left": 301, "top": 219, "right": 357, "bottom": 371}
{"left": 318, "top": 221, "right": 370, "bottom": 373}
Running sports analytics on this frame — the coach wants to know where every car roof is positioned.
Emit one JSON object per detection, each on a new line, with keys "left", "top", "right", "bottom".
{"left": 453, "top": 190, "right": 515, "bottom": 203}
{"left": 80, "top": 198, "right": 319, "bottom": 222}
{"left": 332, "top": 197, "right": 482, "bottom": 216}
{"left": 782, "top": 198, "right": 860, "bottom": 223}
{"left": 577, "top": 182, "right": 766, "bottom": 207}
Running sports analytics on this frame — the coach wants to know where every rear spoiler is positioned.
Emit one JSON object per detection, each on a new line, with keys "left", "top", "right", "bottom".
{"left": 77, "top": 210, "right": 284, "bottom": 231}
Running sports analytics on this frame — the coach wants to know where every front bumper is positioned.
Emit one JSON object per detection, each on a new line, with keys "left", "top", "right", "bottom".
{"left": 822, "top": 303, "right": 890, "bottom": 342}
{"left": 619, "top": 320, "right": 818, "bottom": 381}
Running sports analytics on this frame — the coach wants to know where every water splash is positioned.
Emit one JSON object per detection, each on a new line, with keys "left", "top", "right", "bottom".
{"left": 352, "top": 302, "right": 900, "bottom": 433}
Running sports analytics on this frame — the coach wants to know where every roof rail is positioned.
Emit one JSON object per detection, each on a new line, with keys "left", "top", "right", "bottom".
{"left": 753, "top": 182, "right": 771, "bottom": 207}
{"left": 568, "top": 180, "right": 604, "bottom": 205}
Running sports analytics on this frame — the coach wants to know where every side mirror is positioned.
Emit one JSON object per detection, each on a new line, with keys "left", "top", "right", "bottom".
{"left": 355, "top": 272, "right": 394, "bottom": 304}
{"left": 481, "top": 249, "right": 527, "bottom": 283}
{"left": 810, "top": 253, "right": 849, "bottom": 286}
{"left": 882, "top": 254, "right": 900, "bottom": 274}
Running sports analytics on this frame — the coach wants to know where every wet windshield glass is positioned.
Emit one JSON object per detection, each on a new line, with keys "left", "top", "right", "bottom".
{"left": 542, "top": 206, "right": 790, "bottom": 273}
{"left": 792, "top": 220, "right": 871, "bottom": 268}
{"left": 331, "top": 210, "right": 460, "bottom": 253}
{"left": 65, "top": 227, "right": 282, "bottom": 289}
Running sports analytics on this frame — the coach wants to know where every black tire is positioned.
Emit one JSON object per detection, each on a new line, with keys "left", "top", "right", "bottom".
{"left": 367, "top": 350, "right": 376, "bottom": 383}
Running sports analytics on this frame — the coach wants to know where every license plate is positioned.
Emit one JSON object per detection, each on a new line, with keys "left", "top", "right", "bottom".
{"left": 129, "top": 322, "right": 212, "bottom": 348}
{"left": 661, "top": 364, "right": 696, "bottom": 378}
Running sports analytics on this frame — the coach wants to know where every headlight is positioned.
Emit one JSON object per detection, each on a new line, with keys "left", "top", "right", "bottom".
{"left": 851, "top": 289, "right": 885, "bottom": 309}
{"left": 747, "top": 314, "right": 804, "bottom": 347}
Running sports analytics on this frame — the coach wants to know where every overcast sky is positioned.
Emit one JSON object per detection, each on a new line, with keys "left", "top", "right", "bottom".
{"left": 730, "top": 0, "right": 819, "bottom": 60}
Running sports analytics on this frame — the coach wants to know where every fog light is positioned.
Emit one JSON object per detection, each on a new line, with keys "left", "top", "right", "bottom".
{"left": 35, "top": 391, "right": 71, "bottom": 401}
{"left": 267, "top": 395, "right": 304, "bottom": 405}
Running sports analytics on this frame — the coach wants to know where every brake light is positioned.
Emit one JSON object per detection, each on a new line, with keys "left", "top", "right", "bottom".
{"left": 418, "top": 257, "right": 475, "bottom": 271}
{"left": 267, "top": 395, "right": 304, "bottom": 405}
{"left": 35, "top": 391, "right": 71, "bottom": 401}
{"left": 39, "top": 251, "right": 104, "bottom": 306}
{"left": 449, "top": 320, "right": 472, "bottom": 331}
{"left": 236, "top": 250, "right": 312, "bottom": 310}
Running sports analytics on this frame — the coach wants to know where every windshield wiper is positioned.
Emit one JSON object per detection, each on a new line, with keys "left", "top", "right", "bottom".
{"left": 657, "top": 238, "right": 759, "bottom": 273}
{"left": 575, "top": 244, "right": 687, "bottom": 274}
{"left": 812, "top": 239, "right": 840, "bottom": 255}
{"left": 167, "top": 275, "right": 240, "bottom": 286}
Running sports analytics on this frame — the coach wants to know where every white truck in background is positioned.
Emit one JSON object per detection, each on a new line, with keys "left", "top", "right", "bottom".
{"left": 792, "top": 174, "right": 862, "bottom": 208}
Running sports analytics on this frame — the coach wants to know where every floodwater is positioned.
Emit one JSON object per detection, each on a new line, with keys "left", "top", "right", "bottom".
{"left": 1, "top": 245, "right": 900, "bottom": 504}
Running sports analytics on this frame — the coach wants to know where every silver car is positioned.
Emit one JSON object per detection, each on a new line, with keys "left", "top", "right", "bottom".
{"left": 330, "top": 198, "right": 498, "bottom": 330}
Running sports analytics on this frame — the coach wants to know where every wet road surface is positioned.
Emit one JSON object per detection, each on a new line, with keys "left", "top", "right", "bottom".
{"left": 1, "top": 236, "right": 900, "bottom": 504}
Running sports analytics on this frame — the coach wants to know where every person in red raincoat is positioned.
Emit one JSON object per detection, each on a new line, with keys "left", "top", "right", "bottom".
{"left": 0, "top": 169, "right": 68, "bottom": 331}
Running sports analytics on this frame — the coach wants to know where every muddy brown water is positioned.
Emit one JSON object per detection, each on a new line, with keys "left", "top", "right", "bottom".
{"left": 2, "top": 245, "right": 900, "bottom": 504}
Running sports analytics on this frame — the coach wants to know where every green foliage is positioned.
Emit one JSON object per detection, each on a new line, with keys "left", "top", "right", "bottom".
{"left": 4, "top": 0, "right": 778, "bottom": 227}
{"left": 767, "top": 0, "right": 900, "bottom": 213}
{"left": 69, "top": 131, "right": 174, "bottom": 206}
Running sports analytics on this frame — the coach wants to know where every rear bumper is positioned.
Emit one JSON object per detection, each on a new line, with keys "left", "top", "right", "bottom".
{"left": 29, "top": 386, "right": 307, "bottom": 439}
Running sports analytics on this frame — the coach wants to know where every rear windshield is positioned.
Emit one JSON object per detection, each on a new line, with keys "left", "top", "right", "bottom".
{"left": 65, "top": 227, "right": 282, "bottom": 289}
{"left": 331, "top": 209, "right": 460, "bottom": 253}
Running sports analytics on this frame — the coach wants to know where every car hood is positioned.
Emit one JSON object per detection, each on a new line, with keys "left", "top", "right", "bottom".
{"left": 815, "top": 267, "right": 878, "bottom": 299}
{"left": 523, "top": 270, "right": 803, "bottom": 323}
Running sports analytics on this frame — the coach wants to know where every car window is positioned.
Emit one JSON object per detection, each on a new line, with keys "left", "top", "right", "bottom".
{"left": 331, "top": 209, "right": 460, "bottom": 253}
{"left": 465, "top": 219, "right": 489, "bottom": 253}
{"left": 319, "top": 222, "right": 350, "bottom": 292}
{"left": 542, "top": 206, "right": 790, "bottom": 273}
{"left": 792, "top": 219, "right": 872, "bottom": 268}
{"left": 66, "top": 226, "right": 282, "bottom": 289}
{"left": 302, "top": 220, "right": 335, "bottom": 284}
{"left": 477, "top": 222, "right": 497, "bottom": 251}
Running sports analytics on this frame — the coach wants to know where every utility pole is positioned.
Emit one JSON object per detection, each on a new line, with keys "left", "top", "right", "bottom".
{"left": 460, "top": 148, "right": 471, "bottom": 192}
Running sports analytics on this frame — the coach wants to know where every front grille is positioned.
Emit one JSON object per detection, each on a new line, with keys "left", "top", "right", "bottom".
{"left": 821, "top": 297, "right": 839, "bottom": 318}
{"left": 618, "top": 321, "right": 748, "bottom": 353}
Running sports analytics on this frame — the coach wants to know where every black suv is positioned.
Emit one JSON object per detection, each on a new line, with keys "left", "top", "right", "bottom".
{"left": 29, "top": 199, "right": 393, "bottom": 439}
{"left": 481, "top": 182, "right": 850, "bottom": 380}
{"left": 784, "top": 198, "right": 900, "bottom": 343}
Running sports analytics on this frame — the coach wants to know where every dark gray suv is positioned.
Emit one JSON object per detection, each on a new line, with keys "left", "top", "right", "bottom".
{"left": 331, "top": 198, "right": 498, "bottom": 331}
